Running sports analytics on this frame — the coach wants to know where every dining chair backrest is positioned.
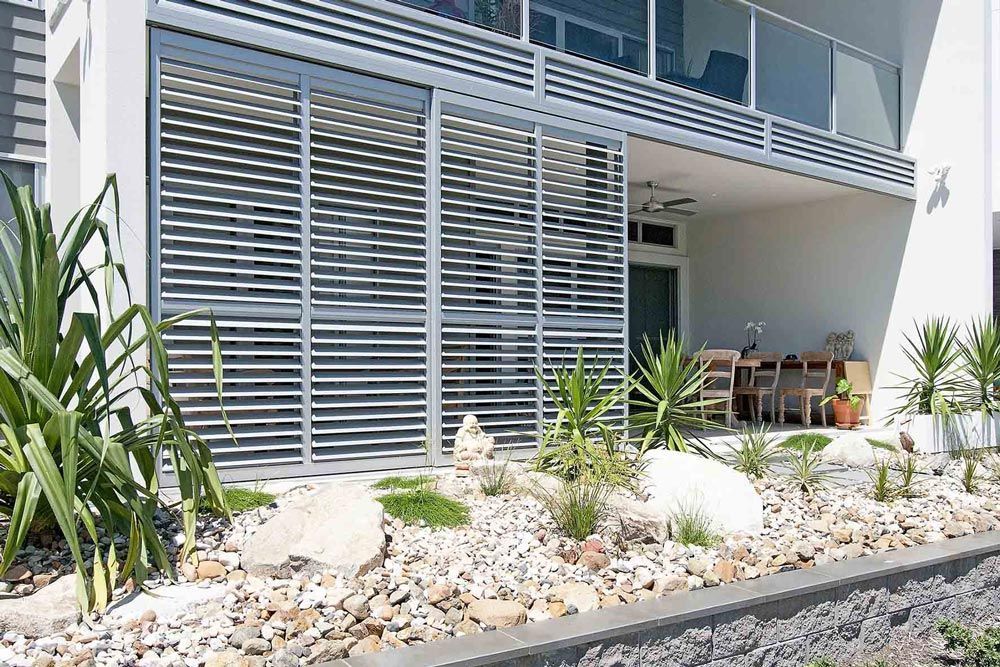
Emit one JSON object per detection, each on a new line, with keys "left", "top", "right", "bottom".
{"left": 748, "top": 351, "right": 782, "bottom": 390}
{"left": 697, "top": 349, "right": 740, "bottom": 389}
{"left": 799, "top": 351, "right": 833, "bottom": 390}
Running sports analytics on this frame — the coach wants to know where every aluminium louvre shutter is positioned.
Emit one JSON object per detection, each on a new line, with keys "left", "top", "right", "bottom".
{"left": 157, "top": 54, "right": 307, "bottom": 470}
{"left": 308, "top": 80, "right": 429, "bottom": 464}
{"left": 439, "top": 110, "right": 540, "bottom": 453}
{"left": 155, "top": 34, "right": 430, "bottom": 475}
{"left": 540, "top": 130, "right": 627, "bottom": 423}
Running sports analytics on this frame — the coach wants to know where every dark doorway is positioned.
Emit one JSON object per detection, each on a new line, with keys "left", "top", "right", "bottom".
{"left": 628, "top": 264, "right": 679, "bottom": 370}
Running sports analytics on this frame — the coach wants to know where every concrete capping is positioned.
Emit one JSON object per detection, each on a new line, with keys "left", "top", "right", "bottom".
{"left": 335, "top": 531, "right": 1000, "bottom": 666}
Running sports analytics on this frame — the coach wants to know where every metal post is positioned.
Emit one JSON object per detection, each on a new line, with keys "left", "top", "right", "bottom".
{"left": 521, "top": 0, "right": 530, "bottom": 41}
{"left": 748, "top": 5, "right": 757, "bottom": 109}
{"left": 299, "top": 74, "right": 314, "bottom": 466}
{"left": 533, "top": 125, "right": 545, "bottom": 440}
{"left": 647, "top": 0, "right": 656, "bottom": 80}
{"left": 427, "top": 90, "right": 444, "bottom": 466}
{"left": 830, "top": 40, "right": 837, "bottom": 133}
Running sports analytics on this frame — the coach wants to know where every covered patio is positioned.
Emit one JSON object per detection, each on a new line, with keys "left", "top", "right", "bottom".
{"left": 626, "top": 136, "right": 914, "bottom": 430}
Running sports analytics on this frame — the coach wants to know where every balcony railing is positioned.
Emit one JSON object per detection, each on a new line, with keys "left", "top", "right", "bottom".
{"left": 388, "top": 0, "right": 901, "bottom": 149}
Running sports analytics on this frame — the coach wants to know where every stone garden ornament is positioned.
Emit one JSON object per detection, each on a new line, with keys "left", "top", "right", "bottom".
{"left": 825, "top": 330, "right": 855, "bottom": 360}
{"left": 453, "top": 414, "right": 495, "bottom": 476}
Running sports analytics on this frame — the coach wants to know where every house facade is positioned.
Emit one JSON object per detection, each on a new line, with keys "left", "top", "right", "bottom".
{"left": 36, "top": 0, "right": 993, "bottom": 481}
{"left": 0, "top": 0, "right": 45, "bottom": 223}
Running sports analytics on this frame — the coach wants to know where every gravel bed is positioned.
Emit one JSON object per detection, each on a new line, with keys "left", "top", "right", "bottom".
{"left": 0, "top": 456, "right": 997, "bottom": 666}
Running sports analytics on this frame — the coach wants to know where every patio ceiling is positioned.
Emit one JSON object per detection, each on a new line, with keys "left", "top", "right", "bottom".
{"left": 628, "top": 136, "right": 858, "bottom": 220}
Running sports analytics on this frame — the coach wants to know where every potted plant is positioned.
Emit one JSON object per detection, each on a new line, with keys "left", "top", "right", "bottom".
{"left": 821, "top": 378, "right": 863, "bottom": 429}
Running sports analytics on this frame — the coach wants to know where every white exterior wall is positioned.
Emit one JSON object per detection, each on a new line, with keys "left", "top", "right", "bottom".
{"left": 689, "top": 0, "right": 992, "bottom": 421}
{"left": 45, "top": 0, "right": 147, "bottom": 315}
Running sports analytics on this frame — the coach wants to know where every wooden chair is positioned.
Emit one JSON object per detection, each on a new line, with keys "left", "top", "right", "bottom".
{"left": 779, "top": 351, "right": 833, "bottom": 427}
{"left": 734, "top": 351, "right": 782, "bottom": 423}
{"left": 697, "top": 349, "right": 740, "bottom": 428}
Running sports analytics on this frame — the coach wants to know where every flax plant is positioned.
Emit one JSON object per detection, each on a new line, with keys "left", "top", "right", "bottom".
{"left": 0, "top": 172, "right": 230, "bottom": 613}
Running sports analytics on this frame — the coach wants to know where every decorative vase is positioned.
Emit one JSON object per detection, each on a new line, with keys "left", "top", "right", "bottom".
{"left": 740, "top": 343, "right": 757, "bottom": 359}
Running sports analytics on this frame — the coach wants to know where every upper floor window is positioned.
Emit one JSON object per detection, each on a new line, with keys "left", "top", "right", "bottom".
{"left": 530, "top": 0, "right": 648, "bottom": 75}
{"left": 393, "top": 0, "right": 522, "bottom": 36}
{"left": 655, "top": 0, "right": 749, "bottom": 105}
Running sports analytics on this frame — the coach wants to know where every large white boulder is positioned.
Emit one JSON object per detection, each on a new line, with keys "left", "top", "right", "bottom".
{"left": 643, "top": 450, "right": 764, "bottom": 535}
{"left": 820, "top": 432, "right": 896, "bottom": 468}
{"left": 0, "top": 575, "right": 79, "bottom": 636}
{"left": 241, "top": 484, "right": 386, "bottom": 579}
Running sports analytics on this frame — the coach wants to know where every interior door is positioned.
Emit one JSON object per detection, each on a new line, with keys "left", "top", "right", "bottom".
{"left": 628, "top": 264, "right": 679, "bottom": 370}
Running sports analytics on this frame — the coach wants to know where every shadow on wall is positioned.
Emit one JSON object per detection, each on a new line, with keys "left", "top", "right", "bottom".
{"left": 687, "top": 191, "right": 915, "bottom": 413}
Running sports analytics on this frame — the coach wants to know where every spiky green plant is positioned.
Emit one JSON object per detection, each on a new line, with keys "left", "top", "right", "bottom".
{"left": 533, "top": 349, "right": 640, "bottom": 490}
{"left": 891, "top": 316, "right": 962, "bottom": 419}
{"left": 897, "top": 453, "right": 921, "bottom": 498}
{"left": 868, "top": 457, "right": 897, "bottom": 503}
{"left": 726, "top": 423, "right": 781, "bottom": 480}
{"left": 0, "top": 172, "right": 230, "bottom": 613}
{"left": 785, "top": 443, "right": 834, "bottom": 495}
{"left": 961, "top": 448, "right": 982, "bottom": 494}
{"left": 629, "top": 333, "right": 719, "bottom": 457}
{"left": 960, "top": 316, "right": 1000, "bottom": 413}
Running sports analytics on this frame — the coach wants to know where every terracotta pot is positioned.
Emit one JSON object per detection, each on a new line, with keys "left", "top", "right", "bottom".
{"left": 831, "top": 398, "right": 862, "bottom": 429}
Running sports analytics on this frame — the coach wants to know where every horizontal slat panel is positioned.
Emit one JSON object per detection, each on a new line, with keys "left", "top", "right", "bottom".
{"left": 309, "top": 82, "right": 429, "bottom": 463}
{"left": 770, "top": 121, "right": 917, "bottom": 189}
{"left": 159, "top": 57, "right": 303, "bottom": 311}
{"left": 163, "top": 316, "right": 305, "bottom": 470}
{"left": 161, "top": 0, "right": 535, "bottom": 90}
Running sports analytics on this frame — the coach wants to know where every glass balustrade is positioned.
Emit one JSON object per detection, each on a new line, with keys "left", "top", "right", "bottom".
{"left": 835, "top": 47, "right": 900, "bottom": 148}
{"left": 655, "top": 0, "right": 749, "bottom": 105}
{"left": 387, "top": 0, "right": 902, "bottom": 149}
{"left": 530, "top": 0, "right": 649, "bottom": 74}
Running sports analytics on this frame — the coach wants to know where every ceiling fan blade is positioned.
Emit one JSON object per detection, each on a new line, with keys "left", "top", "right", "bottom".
{"left": 662, "top": 207, "right": 698, "bottom": 217}
{"left": 659, "top": 197, "right": 697, "bottom": 207}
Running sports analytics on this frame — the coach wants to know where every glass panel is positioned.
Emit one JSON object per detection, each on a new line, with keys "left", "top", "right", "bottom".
{"left": 756, "top": 19, "right": 831, "bottom": 129}
{"left": 835, "top": 49, "right": 900, "bottom": 148}
{"left": 0, "top": 159, "right": 34, "bottom": 231}
{"left": 530, "top": 0, "right": 649, "bottom": 74}
{"left": 392, "top": 0, "right": 522, "bottom": 36}
{"left": 641, "top": 222, "right": 675, "bottom": 247}
{"left": 655, "top": 0, "right": 750, "bottom": 105}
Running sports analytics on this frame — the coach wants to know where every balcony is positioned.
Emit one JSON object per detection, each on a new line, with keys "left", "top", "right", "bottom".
{"left": 387, "top": 0, "right": 901, "bottom": 149}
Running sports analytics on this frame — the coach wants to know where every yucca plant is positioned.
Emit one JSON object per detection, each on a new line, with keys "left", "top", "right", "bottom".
{"left": 868, "top": 457, "right": 897, "bottom": 503}
{"left": 533, "top": 349, "right": 639, "bottom": 490}
{"left": 891, "top": 316, "right": 963, "bottom": 418}
{"left": 629, "top": 333, "right": 719, "bottom": 457}
{"left": 959, "top": 316, "right": 1000, "bottom": 413}
{"left": 726, "top": 423, "right": 782, "bottom": 480}
{"left": 0, "top": 172, "right": 230, "bottom": 613}
{"left": 785, "top": 443, "right": 834, "bottom": 495}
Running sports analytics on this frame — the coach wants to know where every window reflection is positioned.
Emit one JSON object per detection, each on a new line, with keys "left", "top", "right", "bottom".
{"left": 530, "top": 0, "right": 649, "bottom": 74}
{"left": 655, "top": 0, "right": 749, "bottom": 105}
{"left": 395, "top": 0, "right": 523, "bottom": 36}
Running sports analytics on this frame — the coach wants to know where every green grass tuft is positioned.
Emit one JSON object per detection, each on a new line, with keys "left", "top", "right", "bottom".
{"left": 779, "top": 433, "right": 832, "bottom": 452}
{"left": 223, "top": 487, "right": 276, "bottom": 513}
{"left": 670, "top": 503, "right": 718, "bottom": 548}
{"left": 371, "top": 475, "right": 429, "bottom": 491}
{"left": 377, "top": 489, "right": 470, "bottom": 528}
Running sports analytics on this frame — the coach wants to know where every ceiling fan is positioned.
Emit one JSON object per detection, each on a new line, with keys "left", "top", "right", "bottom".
{"left": 628, "top": 181, "right": 698, "bottom": 217}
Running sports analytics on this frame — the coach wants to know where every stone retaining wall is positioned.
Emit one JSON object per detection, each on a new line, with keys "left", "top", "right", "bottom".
{"left": 334, "top": 531, "right": 1000, "bottom": 667}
